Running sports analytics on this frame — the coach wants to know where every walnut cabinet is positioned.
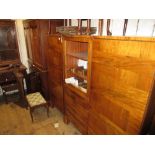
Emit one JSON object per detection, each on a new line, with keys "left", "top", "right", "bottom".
{"left": 62, "top": 36, "right": 155, "bottom": 134}
{"left": 88, "top": 36, "right": 155, "bottom": 134}
{"left": 46, "top": 34, "right": 155, "bottom": 134}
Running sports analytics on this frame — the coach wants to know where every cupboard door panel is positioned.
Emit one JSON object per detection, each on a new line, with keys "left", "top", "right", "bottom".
{"left": 48, "top": 48, "right": 63, "bottom": 68}
{"left": 48, "top": 68, "right": 62, "bottom": 84}
{"left": 48, "top": 68, "right": 63, "bottom": 112}
{"left": 89, "top": 37, "right": 155, "bottom": 134}
{"left": 48, "top": 36, "right": 63, "bottom": 68}
{"left": 88, "top": 112, "right": 125, "bottom": 135}
{"left": 91, "top": 91, "right": 129, "bottom": 130}
{"left": 47, "top": 35, "right": 64, "bottom": 112}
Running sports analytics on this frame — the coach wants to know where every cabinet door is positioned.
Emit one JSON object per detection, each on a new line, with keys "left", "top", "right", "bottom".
{"left": 30, "top": 20, "right": 43, "bottom": 69}
{"left": 89, "top": 38, "right": 155, "bottom": 134}
{"left": 48, "top": 35, "right": 63, "bottom": 69}
{"left": 47, "top": 35, "right": 64, "bottom": 112}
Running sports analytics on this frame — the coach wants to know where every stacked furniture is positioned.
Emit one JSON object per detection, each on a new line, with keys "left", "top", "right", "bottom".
{"left": 23, "top": 19, "right": 155, "bottom": 134}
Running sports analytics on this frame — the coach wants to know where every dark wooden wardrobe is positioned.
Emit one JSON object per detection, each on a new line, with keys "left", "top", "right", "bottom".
{"left": 23, "top": 19, "right": 64, "bottom": 100}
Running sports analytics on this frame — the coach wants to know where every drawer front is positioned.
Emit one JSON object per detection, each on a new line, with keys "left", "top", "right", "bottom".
{"left": 64, "top": 88, "right": 89, "bottom": 134}
{"left": 48, "top": 66, "right": 63, "bottom": 112}
{"left": 67, "top": 111, "right": 88, "bottom": 134}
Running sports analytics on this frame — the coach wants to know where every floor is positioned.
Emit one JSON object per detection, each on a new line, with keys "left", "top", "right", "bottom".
{"left": 0, "top": 93, "right": 81, "bottom": 135}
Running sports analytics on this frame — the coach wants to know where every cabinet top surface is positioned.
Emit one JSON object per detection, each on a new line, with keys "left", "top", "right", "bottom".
{"left": 56, "top": 34, "right": 155, "bottom": 42}
{"left": 93, "top": 36, "right": 155, "bottom": 42}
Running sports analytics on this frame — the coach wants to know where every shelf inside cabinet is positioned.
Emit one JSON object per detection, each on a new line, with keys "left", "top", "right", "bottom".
{"left": 66, "top": 82, "right": 87, "bottom": 93}
{"left": 67, "top": 51, "right": 88, "bottom": 61}
{"left": 65, "top": 77, "right": 87, "bottom": 93}
{"left": 64, "top": 39, "right": 89, "bottom": 95}
{"left": 67, "top": 67, "right": 87, "bottom": 80}
{"left": 72, "top": 72, "right": 87, "bottom": 80}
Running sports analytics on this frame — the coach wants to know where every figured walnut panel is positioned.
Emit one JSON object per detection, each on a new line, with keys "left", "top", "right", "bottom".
{"left": 89, "top": 37, "right": 155, "bottom": 134}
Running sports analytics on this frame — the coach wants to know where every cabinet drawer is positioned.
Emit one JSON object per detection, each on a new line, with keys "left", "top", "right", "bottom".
{"left": 67, "top": 111, "right": 87, "bottom": 134}
{"left": 64, "top": 88, "right": 89, "bottom": 134}
{"left": 65, "top": 87, "right": 89, "bottom": 109}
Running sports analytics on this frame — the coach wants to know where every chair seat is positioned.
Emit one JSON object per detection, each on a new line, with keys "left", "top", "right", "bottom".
{"left": 26, "top": 92, "right": 46, "bottom": 107}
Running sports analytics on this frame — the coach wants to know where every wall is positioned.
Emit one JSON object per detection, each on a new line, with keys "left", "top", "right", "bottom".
{"left": 70, "top": 19, "right": 155, "bottom": 36}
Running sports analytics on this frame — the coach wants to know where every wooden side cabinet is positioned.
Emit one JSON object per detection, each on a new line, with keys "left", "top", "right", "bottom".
{"left": 47, "top": 35, "right": 64, "bottom": 112}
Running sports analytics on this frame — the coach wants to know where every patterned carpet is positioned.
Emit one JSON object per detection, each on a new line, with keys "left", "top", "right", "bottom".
{"left": 0, "top": 93, "right": 81, "bottom": 135}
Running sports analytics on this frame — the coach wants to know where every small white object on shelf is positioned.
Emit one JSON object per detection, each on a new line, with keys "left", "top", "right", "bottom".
{"left": 65, "top": 77, "right": 78, "bottom": 86}
{"left": 78, "top": 59, "right": 87, "bottom": 69}
{"left": 65, "top": 77, "right": 87, "bottom": 93}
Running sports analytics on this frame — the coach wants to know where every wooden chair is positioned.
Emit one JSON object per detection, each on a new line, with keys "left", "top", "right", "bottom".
{"left": 25, "top": 71, "right": 49, "bottom": 122}
{"left": 26, "top": 92, "right": 49, "bottom": 122}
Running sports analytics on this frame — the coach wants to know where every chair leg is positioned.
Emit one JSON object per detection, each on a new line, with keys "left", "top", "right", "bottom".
{"left": 3, "top": 91, "right": 8, "bottom": 104}
{"left": 30, "top": 108, "right": 34, "bottom": 122}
